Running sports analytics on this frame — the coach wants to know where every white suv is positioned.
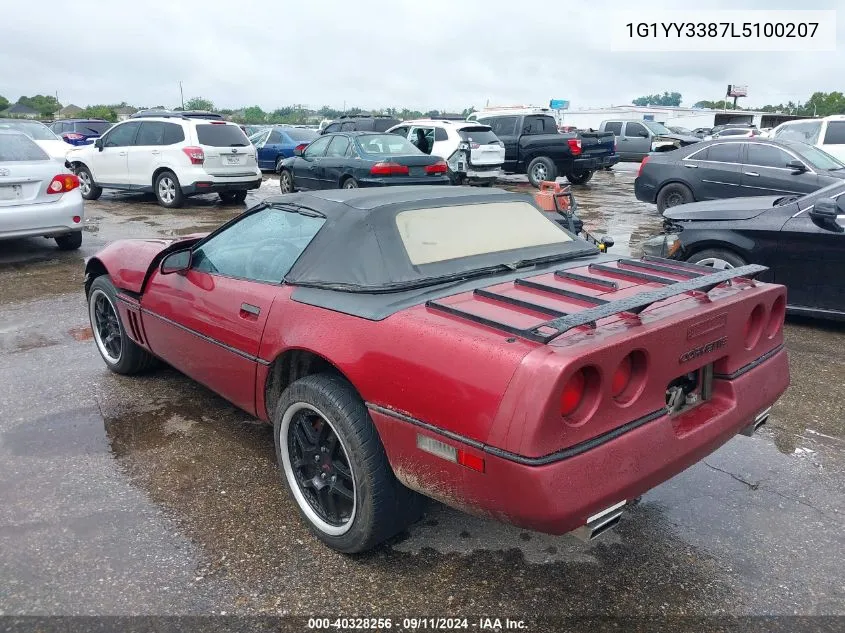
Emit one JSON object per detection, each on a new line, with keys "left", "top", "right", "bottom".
{"left": 386, "top": 119, "right": 505, "bottom": 185}
{"left": 66, "top": 113, "right": 261, "bottom": 208}
{"left": 768, "top": 115, "right": 845, "bottom": 162}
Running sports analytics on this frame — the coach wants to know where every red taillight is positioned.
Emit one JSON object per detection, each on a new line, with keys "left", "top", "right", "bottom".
{"left": 425, "top": 160, "right": 448, "bottom": 174}
{"left": 370, "top": 162, "right": 410, "bottom": 176}
{"left": 64, "top": 133, "right": 85, "bottom": 141}
{"left": 567, "top": 138, "right": 582, "bottom": 156}
{"left": 294, "top": 143, "right": 309, "bottom": 154}
{"left": 210, "top": 121, "right": 226, "bottom": 125}
{"left": 611, "top": 355, "right": 633, "bottom": 398}
{"left": 560, "top": 370, "right": 586, "bottom": 417}
{"left": 182, "top": 146, "right": 205, "bottom": 165}
{"left": 637, "top": 155, "right": 650, "bottom": 178}
{"left": 47, "top": 174, "right": 79, "bottom": 194}
{"left": 744, "top": 304, "right": 765, "bottom": 349}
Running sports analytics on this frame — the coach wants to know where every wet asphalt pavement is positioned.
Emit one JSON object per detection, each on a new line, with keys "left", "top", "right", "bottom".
{"left": 1, "top": 165, "right": 844, "bottom": 626}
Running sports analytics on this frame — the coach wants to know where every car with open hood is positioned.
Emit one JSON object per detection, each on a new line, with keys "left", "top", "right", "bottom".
{"left": 83, "top": 186, "right": 789, "bottom": 552}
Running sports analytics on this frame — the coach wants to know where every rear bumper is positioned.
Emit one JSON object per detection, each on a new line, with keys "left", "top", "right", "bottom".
{"left": 358, "top": 176, "right": 452, "bottom": 187}
{"left": 372, "top": 347, "right": 789, "bottom": 534}
{"left": 634, "top": 176, "right": 657, "bottom": 203}
{"left": 571, "top": 154, "right": 620, "bottom": 171}
{"left": 182, "top": 178, "right": 263, "bottom": 195}
{"left": 0, "top": 191, "right": 85, "bottom": 240}
{"left": 464, "top": 166, "right": 502, "bottom": 181}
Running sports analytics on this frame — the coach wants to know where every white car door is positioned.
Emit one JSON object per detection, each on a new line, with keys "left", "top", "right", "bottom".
{"left": 91, "top": 121, "right": 140, "bottom": 185}
{"left": 128, "top": 121, "right": 167, "bottom": 188}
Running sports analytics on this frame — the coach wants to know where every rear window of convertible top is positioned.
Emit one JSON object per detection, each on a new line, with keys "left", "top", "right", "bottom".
{"left": 395, "top": 201, "right": 571, "bottom": 265}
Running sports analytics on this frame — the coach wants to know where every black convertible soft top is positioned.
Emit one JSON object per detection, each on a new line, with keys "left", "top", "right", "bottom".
{"left": 271, "top": 186, "right": 593, "bottom": 293}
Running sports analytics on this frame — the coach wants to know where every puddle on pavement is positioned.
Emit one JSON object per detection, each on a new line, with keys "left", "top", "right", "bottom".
{"left": 0, "top": 328, "right": 59, "bottom": 354}
{"left": 78, "top": 367, "right": 736, "bottom": 615}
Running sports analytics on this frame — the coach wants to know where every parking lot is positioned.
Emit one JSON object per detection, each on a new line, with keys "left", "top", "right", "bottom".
{"left": 1, "top": 166, "right": 843, "bottom": 623}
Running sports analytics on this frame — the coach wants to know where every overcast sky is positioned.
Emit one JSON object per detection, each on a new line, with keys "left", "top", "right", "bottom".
{"left": 1, "top": 0, "right": 841, "bottom": 112}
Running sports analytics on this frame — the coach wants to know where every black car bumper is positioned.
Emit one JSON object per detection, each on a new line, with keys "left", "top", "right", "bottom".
{"left": 182, "top": 179, "right": 263, "bottom": 195}
{"left": 357, "top": 176, "right": 452, "bottom": 187}
{"left": 571, "top": 154, "right": 620, "bottom": 171}
{"left": 634, "top": 176, "right": 657, "bottom": 203}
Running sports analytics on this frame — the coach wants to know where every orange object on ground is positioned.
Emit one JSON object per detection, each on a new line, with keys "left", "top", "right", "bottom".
{"left": 533, "top": 180, "right": 573, "bottom": 212}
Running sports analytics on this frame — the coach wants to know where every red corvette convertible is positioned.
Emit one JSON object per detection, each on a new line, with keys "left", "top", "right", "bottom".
{"left": 85, "top": 186, "right": 789, "bottom": 552}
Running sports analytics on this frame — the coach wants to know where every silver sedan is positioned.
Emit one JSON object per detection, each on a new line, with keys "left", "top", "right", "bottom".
{"left": 0, "top": 131, "right": 84, "bottom": 250}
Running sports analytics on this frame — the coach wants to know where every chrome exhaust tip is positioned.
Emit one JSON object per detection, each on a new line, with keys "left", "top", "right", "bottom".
{"left": 740, "top": 407, "right": 771, "bottom": 437}
{"left": 570, "top": 500, "right": 626, "bottom": 542}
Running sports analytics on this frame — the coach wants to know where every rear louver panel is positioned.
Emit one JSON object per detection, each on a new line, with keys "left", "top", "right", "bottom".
{"left": 426, "top": 256, "right": 766, "bottom": 344}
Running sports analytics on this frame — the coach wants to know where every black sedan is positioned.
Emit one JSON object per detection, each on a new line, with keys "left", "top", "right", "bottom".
{"left": 642, "top": 182, "right": 845, "bottom": 319}
{"left": 635, "top": 138, "right": 845, "bottom": 212}
{"left": 278, "top": 132, "right": 450, "bottom": 192}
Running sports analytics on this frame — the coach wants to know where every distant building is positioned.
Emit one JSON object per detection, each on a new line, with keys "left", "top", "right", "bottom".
{"left": 56, "top": 104, "right": 83, "bottom": 119}
{"left": 1, "top": 102, "right": 39, "bottom": 119}
{"left": 115, "top": 106, "right": 138, "bottom": 121}
{"left": 559, "top": 105, "right": 805, "bottom": 131}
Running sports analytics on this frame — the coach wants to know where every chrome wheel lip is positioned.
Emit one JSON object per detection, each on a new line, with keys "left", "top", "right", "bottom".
{"left": 532, "top": 163, "right": 548, "bottom": 181}
{"left": 78, "top": 170, "right": 92, "bottom": 196}
{"left": 89, "top": 288, "right": 122, "bottom": 364}
{"left": 158, "top": 177, "right": 176, "bottom": 203}
{"left": 280, "top": 402, "right": 356, "bottom": 536}
{"left": 696, "top": 257, "right": 734, "bottom": 270}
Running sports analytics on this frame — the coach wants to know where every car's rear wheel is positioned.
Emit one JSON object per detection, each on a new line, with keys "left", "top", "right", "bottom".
{"left": 219, "top": 190, "right": 248, "bottom": 204}
{"left": 656, "top": 183, "right": 694, "bottom": 213}
{"left": 279, "top": 170, "right": 295, "bottom": 194}
{"left": 75, "top": 165, "right": 102, "bottom": 201}
{"left": 155, "top": 171, "right": 184, "bottom": 208}
{"left": 687, "top": 248, "right": 747, "bottom": 270}
{"left": 274, "top": 374, "right": 424, "bottom": 553}
{"left": 87, "top": 276, "right": 158, "bottom": 375}
{"left": 566, "top": 170, "right": 594, "bottom": 185}
{"left": 342, "top": 177, "right": 359, "bottom": 189}
{"left": 55, "top": 231, "right": 82, "bottom": 250}
{"left": 527, "top": 156, "right": 557, "bottom": 188}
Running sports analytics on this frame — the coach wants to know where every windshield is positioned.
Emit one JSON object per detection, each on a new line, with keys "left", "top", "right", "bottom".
{"left": 795, "top": 144, "right": 845, "bottom": 171}
{"left": 799, "top": 180, "right": 845, "bottom": 205}
{"left": 356, "top": 134, "right": 420, "bottom": 155}
{"left": 0, "top": 120, "right": 60, "bottom": 141}
{"left": 396, "top": 201, "right": 572, "bottom": 265}
{"left": 643, "top": 121, "right": 673, "bottom": 135}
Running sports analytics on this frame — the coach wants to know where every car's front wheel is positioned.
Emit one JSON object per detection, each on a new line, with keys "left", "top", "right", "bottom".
{"left": 154, "top": 171, "right": 184, "bottom": 208}
{"left": 279, "top": 170, "right": 295, "bottom": 194}
{"left": 687, "top": 248, "right": 748, "bottom": 270}
{"left": 75, "top": 165, "right": 102, "bottom": 201}
{"left": 274, "top": 374, "right": 424, "bottom": 553}
{"left": 219, "top": 190, "right": 248, "bottom": 204}
{"left": 55, "top": 231, "right": 82, "bottom": 250}
{"left": 87, "top": 276, "right": 158, "bottom": 374}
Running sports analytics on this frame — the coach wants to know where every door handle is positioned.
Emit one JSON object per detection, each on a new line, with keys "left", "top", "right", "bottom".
{"left": 118, "top": 152, "right": 127, "bottom": 156}
{"left": 745, "top": 171, "right": 760, "bottom": 177}
{"left": 151, "top": 150, "right": 161, "bottom": 155}
{"left": 240, "top": 303, "right": 260, "bottom": 317}
{"left": 684, "top": 163, "right": 698, "bottom": 168}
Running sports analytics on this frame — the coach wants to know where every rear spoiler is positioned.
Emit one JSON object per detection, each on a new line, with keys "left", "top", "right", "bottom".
{"left": 427, "top": 256, "right": 767, "bottom": 344}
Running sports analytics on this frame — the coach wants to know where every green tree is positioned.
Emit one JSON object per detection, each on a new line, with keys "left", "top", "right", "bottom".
{"left": 78, "top": 105, "right": 118, "bottom": 122}
{"left": 633, "top": 92, "right": 682, "bottom": 107}
{"left": 241, "top": 106, "right": 267, "bottom": 124}
{"left": 184, "top": 97, "right": 214, "bottom": 111}
{"left": 17, "top": 94, "right": 62, "bottom": 116}
{"left": 0, "top": 95, "right": 9, "bottom": 111}
{"left": 804, "top": 91, "right": 845, "bottom": 117}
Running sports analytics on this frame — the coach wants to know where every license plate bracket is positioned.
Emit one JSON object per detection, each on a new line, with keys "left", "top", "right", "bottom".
{"left": 0, "top": 185, "right": 22, "bottom": 201}
{"left": 224, "top": 155, "right": 243, "bottom": 165}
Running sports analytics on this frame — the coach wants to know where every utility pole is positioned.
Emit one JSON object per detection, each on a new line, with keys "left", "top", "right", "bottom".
{"left": 179, "top": 81, "right": 185, "bottom": 109}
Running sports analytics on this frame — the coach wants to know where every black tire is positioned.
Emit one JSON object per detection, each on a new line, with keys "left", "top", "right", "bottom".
{"left": 447, "top": 169, "right": 464, "bottom": 186}
{"left": 687, "top": 248, "right": 747, "bottom": 270}
{"left": 477, "top": 179, "right": 495, "bottom": 187}
{"left": 566, "top": 170, "right": 594, "bottom": 185}
{"left": 55, "top": 231, "right": 82, "bottom": 250}
{"left": 87, "top": 276, "right": 158, "bottom": 375}
{"left": 526, "top": 156, "right": 557, "bottom": 188}
{"left": 154, "top": 170, "right": 184, "bottom": 208}
{"left": 75, "top": 165, "right": 102, "bottom": 201}
{"left": 341, "top": 177, "right": 359, "bottom": 190}
{"left": 273, "top": 374, "right": 424, "bottom": 553}
{"left": 279, "top": 169, "right": 295, "bottom": 194}
{"left": 656, "top": 182, "right": 694, "bottom": 213}
{"left": 219, "top": 190, "right": 248, "bottom": 204}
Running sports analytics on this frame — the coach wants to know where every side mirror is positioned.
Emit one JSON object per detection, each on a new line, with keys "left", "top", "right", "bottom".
{"left": 94, "top": 138, "right": 103, "bottom": 150}
{"left": 787, "top": 159, "right": 807, "bottom": 174}
{"left": 294, "top": 146, "right": 306, "bottom": 157}
{"left": 638, "top": 130, "right": 650, "bottom": 138}
{"left": 809, "top": 198, "right": 844, "bottom": 233}
{"left": 160, "top": 249, "right": 192, "bottom": 274}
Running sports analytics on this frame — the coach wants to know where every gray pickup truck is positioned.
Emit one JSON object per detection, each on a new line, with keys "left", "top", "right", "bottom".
{"left": 599, "top": 120, "right": 701, "bottom": 161}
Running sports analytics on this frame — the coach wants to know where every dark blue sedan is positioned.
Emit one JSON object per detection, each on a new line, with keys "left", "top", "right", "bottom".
{"left": 49, "top": 119, "right": 112, "bottom": 145}
{"left": 250, "top": 126, "right": 319, "bottom": 172}
{"left": 278, "top": 132, "right": 451, "bottom": 192}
